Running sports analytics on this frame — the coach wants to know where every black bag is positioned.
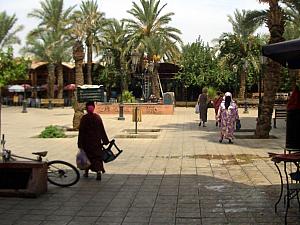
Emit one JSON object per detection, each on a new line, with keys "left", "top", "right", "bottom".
{"left": 102, "top": 139, "right": 123, "bottom": 163}
{"left": 236, "top": 119, "right": 241, "bottom": 131}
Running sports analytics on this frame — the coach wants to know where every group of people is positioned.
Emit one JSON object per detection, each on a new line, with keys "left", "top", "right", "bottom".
{"left": 197, "top": 88, "right": 239, "bottom": 144}
{"left": 77, "top": 90, "right": 239, "bottom": 181}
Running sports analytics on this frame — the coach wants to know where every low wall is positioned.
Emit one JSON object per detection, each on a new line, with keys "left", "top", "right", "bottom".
{"left": 95, "top": 103, "right": 174, "bottom": 115}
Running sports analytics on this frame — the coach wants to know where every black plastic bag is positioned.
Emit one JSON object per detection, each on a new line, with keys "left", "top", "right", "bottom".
{"left": 236, "top": 119, "right": 241, "bottom": 131}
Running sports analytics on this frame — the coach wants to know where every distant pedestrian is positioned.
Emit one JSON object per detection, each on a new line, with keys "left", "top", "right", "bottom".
{"left": 77, "top": 101, "right": 110, "bottom": 180}
{"left": 197, "top": 87, "right": 208, "bottom": 127}
{"left": 217, "top": 92, "right": 239, "bottom": 144}
{"left": 213, "top": 91, "right": 223, "bottom": 126}
{"left": 13, "top": 94, "right": 18, "bottom": 106}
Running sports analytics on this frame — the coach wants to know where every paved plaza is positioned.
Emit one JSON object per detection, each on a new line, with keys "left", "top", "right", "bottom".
{"left": 0, "top": 105, "right": 299, "bottom": 225}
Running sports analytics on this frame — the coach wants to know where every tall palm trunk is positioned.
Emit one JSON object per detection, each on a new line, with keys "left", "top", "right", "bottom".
{"left": 152, "top": 64, "right": 160, "bottom": 99}
{"left": 86, "top": 37, "right": 93, "bottom": 85}
{"left": 57, "top": 62, "right": 64, "bottom": 99}
{"left": 47, "top": 63, "right": 55, "bottom": 99}
{"left": 72, "top": 40, "right": 85, "bottom": 130}
{"left": 238, "top": 70, "right": 246, "bottom": 99}
{"left": 255, "top": 1, "right": 285, "bottom": 138}
{"left": 289, "top": 69, "right": 298, "bottom": 90}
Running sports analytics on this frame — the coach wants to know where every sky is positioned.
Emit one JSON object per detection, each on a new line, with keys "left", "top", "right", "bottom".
{"left": 1, "top": 0, "right": 268, "bottom": 55}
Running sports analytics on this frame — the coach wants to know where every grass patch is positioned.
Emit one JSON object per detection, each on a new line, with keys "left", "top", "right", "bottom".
{"left": 39, "top": 125, "right": 66, "bottom": 138}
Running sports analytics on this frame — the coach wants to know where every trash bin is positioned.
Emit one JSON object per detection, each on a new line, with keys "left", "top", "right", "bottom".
{"left": 286, "top": 109, "right": 300, "bottom": 149}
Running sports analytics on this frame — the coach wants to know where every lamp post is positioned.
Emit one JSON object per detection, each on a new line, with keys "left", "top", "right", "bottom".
{"left": 232, "top": 65, "right": 238, "bottom": 98}
{"left": 259, "top": 56, "right": 267, "bottom": 118}
{"left": 22, "top": 88, "right": 27, "bottom": 113}
{"left": 118, "top": 67, "right": 125, "bottom": 120}
{"left": 22, "top": 62, "right": 31, "bottom": 113}
{"left": 131, "top": 50, "right": 140, "bottom": 73}
{"left": 243, "top": 61, "right": 249, "bottom": 114}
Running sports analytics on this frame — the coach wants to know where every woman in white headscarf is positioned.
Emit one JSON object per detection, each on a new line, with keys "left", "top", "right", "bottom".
{"left": 217, "top": 92, "right": 239, "bottom": 143}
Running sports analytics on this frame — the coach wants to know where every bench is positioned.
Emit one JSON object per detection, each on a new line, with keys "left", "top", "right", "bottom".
{"left": 273, "top": 108, "right": 287, "bottom": 128}
{"left": 252, "top": 92, "right": 264, "bottom": 99}
{"left": 0, "top": 161, "right": 48, "bottom": 197}
{"left": 275, "top": 92, "right": 289, "bottom": 105}
{"left": 40, "top": 98, "right": 64, "bottom": 107}
{"left": 236, "top": 98, "right": 259, "bottom": 108}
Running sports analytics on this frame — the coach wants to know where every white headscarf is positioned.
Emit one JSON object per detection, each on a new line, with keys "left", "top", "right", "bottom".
{"left": 220, "top": 92, "right": 236, "bottom": 109}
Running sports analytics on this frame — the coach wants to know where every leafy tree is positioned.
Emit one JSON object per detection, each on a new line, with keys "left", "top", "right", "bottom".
{"left": 176, "top": 37, "right": 230, "bottom": 90}
{"left": 99, "top": 19, "right": 130, "bottom": 95}
{"left": 0, "top": 11, "right": 24, "bottom": 49}
{"left": 0, "top": 47, "right": 30, "bottom": 87}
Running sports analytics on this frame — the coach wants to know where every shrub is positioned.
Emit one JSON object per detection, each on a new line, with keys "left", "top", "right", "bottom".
{"left": 207, "top": 87, "right": 217, "bottom": 99}
{"left": 39, "top": 125, "right": 66, "bottom": 138}
{"left": 119, "top": 90, "right": 135, "bottom": 103}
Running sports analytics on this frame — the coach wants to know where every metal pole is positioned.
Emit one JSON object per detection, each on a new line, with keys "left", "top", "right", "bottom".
{"left": 243, "top": 66, "right": 248, "bottom": 114}
{"left": 118, "top": 70, "right": 125, "bottom": 120}
{"left": 135, "top": 107, "right": 138, "bottom": 134}
{"left": 258, "top": 66, "right": 262, "bottom": 118}
{"left": 22, "top": 90, "right": 27, "bottom": 113}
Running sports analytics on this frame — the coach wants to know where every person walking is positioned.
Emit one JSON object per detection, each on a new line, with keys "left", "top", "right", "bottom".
{"left": 217, "top": 92, "right": 239, "bottom": 143}
{"left": 213, "top": 91, "right": 223, "bottom": 126}
{"left": 77, "top": 101, "right": 110, "bottom": 180}
{"left": 197, "top": 87, "right": 208, "bottom": 127}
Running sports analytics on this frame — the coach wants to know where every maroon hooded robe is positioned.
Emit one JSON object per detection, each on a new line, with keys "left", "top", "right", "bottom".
{"left": 77, "top": 113, "right": 109, "bottom": 173}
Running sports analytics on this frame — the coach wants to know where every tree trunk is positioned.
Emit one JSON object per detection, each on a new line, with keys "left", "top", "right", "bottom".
{"left": 86, "top": 38, "right": 93, "bottom": 85}
{"left": 289, "top": 69, "right": 298, "bottom": 90}
{"left": 255, "top": 1, "right": 285, "bottom": 138}
{"left": 72, "top": 40, "right": 85, "bottom": 130}
{"left": 152, "top": 63, "right": 161, "bottom": 99}
{"left": 238, "top": 69, "right": 246, "bottom": 99}
{"left": 47, "top": 63, "right": 55, "bottom": 99}
{"left": 57, "top": 63, "right": 64, "bottom": 99}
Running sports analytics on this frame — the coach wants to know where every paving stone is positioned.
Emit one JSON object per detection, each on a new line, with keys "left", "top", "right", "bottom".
{"left": 0, "top": 107, "right": 296, "bottom": 225}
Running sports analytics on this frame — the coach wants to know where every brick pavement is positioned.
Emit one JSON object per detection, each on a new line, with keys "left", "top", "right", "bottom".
{"left": 0, "top": 106, "right": 299, "bottom": 225}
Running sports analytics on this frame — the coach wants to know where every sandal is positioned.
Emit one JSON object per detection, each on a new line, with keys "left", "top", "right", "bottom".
{"left": 83, "top": 169, "right": 89, "bottom": 178}
{"left": 96, "top": 172, "right": 102, "bottom": 180}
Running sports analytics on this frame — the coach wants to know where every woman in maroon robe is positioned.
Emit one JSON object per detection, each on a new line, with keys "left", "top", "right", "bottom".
{"left": 78, "top": 101, "right": 109, "bottom": 180}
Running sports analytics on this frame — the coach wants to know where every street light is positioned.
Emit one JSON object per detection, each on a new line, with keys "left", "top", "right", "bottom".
{"left": 232, "top": 65, "right": 238, "bottom": 98}
{"left": 243, "top": 61, "right": 249, "bottom": 113}
{"left": 118, "top": 67, "right": 125, "bottom": 120}
{"left": 131, "top": 49, "right": 140, "bottom": 73}
{"left": 259, "top": 56, "right": 267, "bottom": 118}
{"left": 105, "top": 51, "right": 125, "bottom": 120}
{"left": 22, "top": 62, "right": 31, "bottom": 113}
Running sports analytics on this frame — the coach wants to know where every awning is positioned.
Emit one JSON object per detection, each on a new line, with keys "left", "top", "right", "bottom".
{"left": 262, "top": 39, "right": 300, "bottom": 69}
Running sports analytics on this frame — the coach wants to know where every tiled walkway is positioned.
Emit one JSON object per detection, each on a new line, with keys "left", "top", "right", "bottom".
{"left": 0, "top": 106, "right": 299, "bottom": 225}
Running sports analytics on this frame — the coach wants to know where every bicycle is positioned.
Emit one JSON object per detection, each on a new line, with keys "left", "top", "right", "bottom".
{"left": 1, "top": 134, "right": 80, "bottom": 187}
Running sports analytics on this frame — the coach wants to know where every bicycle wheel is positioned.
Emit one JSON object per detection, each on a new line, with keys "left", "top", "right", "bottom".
{"left": 47, "top": 160, "right": 80, "bottom": 187}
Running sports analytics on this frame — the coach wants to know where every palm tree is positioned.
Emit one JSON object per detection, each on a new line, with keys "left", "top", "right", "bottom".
{"left": 100, "top": 19, "right": 130, "bottom": 95}
{"left": 76, "top": 0, "right": 106, "bottom": 84}
{"left": 217, "top": 9, "right": 262, "bottom": 99}
{"left": 23, "top": 32, "right": 57, "bottom": 98}
{"left": 28, "top": 0, "right": 75, "bottom": 98}
{"left": 0, "top": 11, "right": 24, "bottom": 49}
{"left": 124, "top": 0, "right": 182, "bottom": 98}
{"left": 69, "top": 9, "right": 87, "bottom": 130}
{"left": 248, "top": 1, "right": 287, "bottom": 138}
